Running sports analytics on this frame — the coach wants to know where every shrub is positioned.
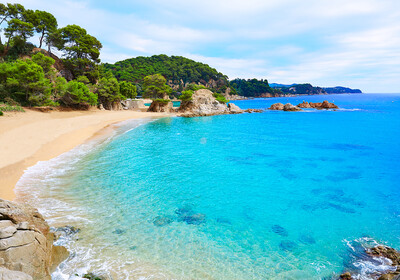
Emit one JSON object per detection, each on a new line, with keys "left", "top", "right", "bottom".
{"left": 61, "top": 81, "right": 97, "bottom": 106}
{"left": 179, "top": 90, "right": 193, "bottom": 101}
{"left": 186, "top": 84, "right": 206, "bottom": 91}
{"left": 213, "top": 92, "right": 228, "bottom": 103}
{"left": 0, "top": 111, "right": 3, "bottom": 116}
{"left": 153, "top": 98, "right": 170, "bottom": 105}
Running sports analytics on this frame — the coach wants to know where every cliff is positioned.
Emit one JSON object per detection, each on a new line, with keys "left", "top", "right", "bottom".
{"left": 0, "top": 199, "right": 68, "bottom": 280}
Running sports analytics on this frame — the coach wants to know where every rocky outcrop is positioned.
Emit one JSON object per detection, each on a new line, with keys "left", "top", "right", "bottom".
{"left": 0, "top": 267, "right": 32, "bottom": 280}
{"left": 269, "top": 100, "right": 339, "bottom": 111}
{"left": 310, "top": 100, "right": 339, "bottom": 109}
{"left": 147, "top": 100, "right": 174, "bottom": 113}
{"left": 269, "top": 103, "right": 284, "bottom": 110}
{"left": 339, "top": 244, "right": 400, "bottom": 280}
{"left": 0, "top": 199, "right": 68, "bottom": 280}
{"left": 178, "top": 89, "right": 230, "bottom": 117}
{"left": 283, "top": 103, "right": 302, "bottom": 111}
{"left": 228, "top": 103, "right": 243, "bottom": 114}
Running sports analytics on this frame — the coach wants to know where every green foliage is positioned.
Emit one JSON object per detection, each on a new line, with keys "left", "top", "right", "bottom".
{"left": 32, "top": 10, "right": 57, "bottom": 48}
{"left": 97, "top": 77, "right": 123, "bottom": 104}
{"left": 230, "top": 78, "right": 273, "bottom": 97}
{"left": 153, "top": 99, "right": 170, "bottom": 105}
{"left": 186, "top": 84, "right": 206, "bottom": 91}
{"left": 142, "top": 74, "right": 171, "bottom": 99}
{"left": 277, "top": 83, "right": 324, "bottom": 95}
{"left": 179, "top": 90, "right": 193, "bottom": 101}
{"left": 0, "top": 58, "right": 53, "bottom": 106}
{"left": 0, "top": 111, "right": 3, "bottom": 116}
{"left": 76, "top": 75, "right": 91, "bottom": 85}
{"left": 119, "top": 81, "right": 137, "bottom": 99}
{"left": 0, "top": 102, "right": 25, "bottom": 112}
{"left": 103, "top": 55, "right": 228, "bottom": 85}
{"left": 31, "top": 52, "right": 54, "bottom": 73}
{"left": 213, "top": 92, "right": 228, "bottom": 103}
{"left": 56, "top": 24, "right": 102, "bottom": 79}
{"left": 61, "top": 80, "right": 97, "bottom": 106}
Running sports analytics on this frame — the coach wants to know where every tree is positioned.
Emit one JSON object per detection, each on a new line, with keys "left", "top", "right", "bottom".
{"left": 97, "top": 77, "right": 124, "bottom": 108}
{"left": 4, "top": 18, "right": 34, "bottom": 48}
{"left": 56, "top": 24, "right": 102, "bottom": 79}
{"left": 0, "top": 3, "right": 26, "bottom": 45}
{"left": 33, "top": 10, "right": 57, "bottom": 48}
{"left": 61, "top": 80, "right": 97, "bottom": 107}
{"left": 119, "top": 81, "right": 137, "bottom": 99}
{"left": 142, "top": 74, "right": 171, "bottom": 99}
{"left": 31, "top": 52, "right": 55, "bottom": 73}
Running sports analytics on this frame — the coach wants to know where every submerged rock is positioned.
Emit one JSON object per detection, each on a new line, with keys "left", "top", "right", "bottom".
{"left": 271, "top": 225, "right": 289, "bottom": 237}
{"left": 183, "top": 213, "right": 206, "bottom": 225}
{"left": 0, "top": 199, "right": 68, "bottom": 280}
{"left": 153, "top": 216, "right": 173, "bottom": 227}
{"left": 112, "top": 228, "right": 126, "bottom": 235}
{"left": 52, "top": 225, "right": 80, "bottom": 241}
{"left": 279, "top": 240, "right": 298, "bottom": 252}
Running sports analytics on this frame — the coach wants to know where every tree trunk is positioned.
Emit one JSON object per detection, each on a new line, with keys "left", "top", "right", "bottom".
{"left": 39, "top": 31, "right": 44, "bottom": 48}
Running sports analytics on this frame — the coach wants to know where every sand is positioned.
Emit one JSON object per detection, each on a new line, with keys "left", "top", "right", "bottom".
{"left": 0, "top": 108, "right": 172, "bottom": 201}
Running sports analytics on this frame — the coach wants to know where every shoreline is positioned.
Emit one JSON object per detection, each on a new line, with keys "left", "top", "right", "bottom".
{"left": 0, "top": 108, "right": 173, "bottom": 201}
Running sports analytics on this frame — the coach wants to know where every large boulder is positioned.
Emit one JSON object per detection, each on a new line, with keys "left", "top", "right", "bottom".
{"left": 228, "top": 103, "right": 243, "bottom": 114}
{"left": 0, "top": 199, "right": 68, "bottom": 280}
{"left": 178, "top": 89, "right": 229, "bottom": 117}
{"left": 0, "top": 267, "right": 32, "bottom": 280}
{"left": 283, "top": 103, "right": 302, "bottom": 111}
{"left": 309, "top": 100, "right": 339, "bottom": 109}
{"left": 147, "top": 100, "right": 174, "bottom": 113}
{"left": 269, "top": 103, "right": 284, "bottom": 110}
{"left": 297, "top": 101, "right": 312, "bottom": 108}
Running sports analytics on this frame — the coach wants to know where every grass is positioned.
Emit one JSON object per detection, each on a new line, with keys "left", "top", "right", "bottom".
{"left": 0, "top": 102, "right": 25, "bottom": 112}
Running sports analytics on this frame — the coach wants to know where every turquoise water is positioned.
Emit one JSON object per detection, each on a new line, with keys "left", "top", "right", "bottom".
{"left": 17, "top": 94, "right": 400, "bottom": 279}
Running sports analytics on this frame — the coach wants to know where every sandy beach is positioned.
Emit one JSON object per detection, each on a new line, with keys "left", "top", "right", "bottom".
{"left": 0, "top": 108, "right": 171, "bottom": 201}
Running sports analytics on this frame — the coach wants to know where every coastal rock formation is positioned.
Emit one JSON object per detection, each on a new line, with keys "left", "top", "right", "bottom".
{"left": 0, "top": 199, "right": 68, "bottom": 280}
{"left": 339, "top": 244, "right": 400, "bottom": 280}
{"left": 283, "top": 103, "right": 302, "bottom": 111}
{"left": 228, "top": 103, "right": 243, "bottom": 114}
{"left": 178, "top": 89, "right": 230, "bottom": 117}
{"left": 297, "top": 101, "right": 312, "bottom": 108}
{"left": 0, "top": 267, "right": 32, "bottom": 280}
{"left": 269, "top": 100, "right": 339, "bottom": 111}
{"left": 311, "top": 100, "right": 339, "bottom": 109}
{"left": 147, "top": 100, "right": 173, "bottom": 113}
{"left": 269, "top": 103, "right": 284, "bottom": 110}
{"left": 244, "top": 109, "right": 264, "bottom": 113}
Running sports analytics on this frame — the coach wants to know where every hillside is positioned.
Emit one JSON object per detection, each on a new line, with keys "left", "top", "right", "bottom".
{"left": 103, "top": 55, "right": 230, "bottom": 93}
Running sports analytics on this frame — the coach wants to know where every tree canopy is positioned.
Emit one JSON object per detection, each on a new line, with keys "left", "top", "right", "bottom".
{"left": 142, "top": 74, "right": 172, "bottom": 99}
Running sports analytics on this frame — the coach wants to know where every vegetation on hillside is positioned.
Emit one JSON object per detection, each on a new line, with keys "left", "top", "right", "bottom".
{"left": 230, "top": 78, "right": 278, "bottom": 97}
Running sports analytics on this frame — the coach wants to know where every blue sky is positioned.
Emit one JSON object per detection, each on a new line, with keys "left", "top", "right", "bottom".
{"left": 10, "top": 0, "right": 400, "bottom": 92}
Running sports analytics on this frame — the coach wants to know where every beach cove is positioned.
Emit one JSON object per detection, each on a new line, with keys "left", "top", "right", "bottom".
{"left": 0, "top": 109, "right": 172, "bottom": 201}
{"left": 2, "top": 94, "right": 398, "bottom": 279}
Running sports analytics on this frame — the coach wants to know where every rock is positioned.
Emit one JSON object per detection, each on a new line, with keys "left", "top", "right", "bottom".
{"left": 228, "top": 103, "right": 243, "bottom": 114}
{"left": 283, "top": 103, "right": 302, "bottom": 111}
{"left": 279, "top": 240, "right": 298, "bottom": 252}
{"left": 244, "top": 109, "right": 264, "bottom": 113}
{"left": 297, "top": 101, "right": 312, "bottom": 108}
{"left": 183, "top": 213, "right": 206, "bottom": 225}
{"left": 153, "top": 216, "right": 173, "bottom": 227}
{"left": 339, "top": 272, "right": 352, "bottom": 280}
{"left": 0, "top": 199, "right": 68, "bottom": 280}
{"left": 178, "top": 89, "right": 229, "bottom": 117}
{"left": 51, "top": 226, "right": 80, "bottom": 242}
{"left": 0, "top": 267, "right": 33, "bottom": 280}
{"left": 309, "top": 100, "right": 339, "bottom": 109}
{"left": 147, "top": 100, "right": 173, "bottom": 113}
{"left": 368, "top": 246, "right": 400, "bottom": 266}
{"left": 271, "top": 225, "right": 288, "bottom": 237}
{"left": 269, "top": 103, "right": 284, "bottom": 110}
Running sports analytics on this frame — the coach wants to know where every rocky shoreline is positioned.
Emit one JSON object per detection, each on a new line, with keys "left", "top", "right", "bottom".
{"left": 269, "top": 100, "right": 339, "bottom": 111}
{"left": 0, "top": 199, "right": 68, "bottom": 280}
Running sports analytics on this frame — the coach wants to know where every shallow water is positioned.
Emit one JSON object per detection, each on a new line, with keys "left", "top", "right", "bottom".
{"left": 17, "top": 94, "right": 400, "bottom": 279}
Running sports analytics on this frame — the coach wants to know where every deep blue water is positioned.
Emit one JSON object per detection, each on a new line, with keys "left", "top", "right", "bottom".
{"left": 17, "top": 94, "right": 400, "bottom": 279}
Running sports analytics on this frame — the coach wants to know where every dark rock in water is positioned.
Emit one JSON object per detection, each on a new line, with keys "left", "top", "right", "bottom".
{"left": 153, "top": 216, "right": 173, "bottom": 227}
{"left": 279, "top": 240, "right": 298, "bottom": 252}
{"left": 83, "top": 272, "right": 105, "bottom": 280}
{"left": 327, "top": 203, "right": 356, "bottom": 214}
{"left": 272, "top": 224, "right": 289, "bottom": 237}
{"left": 368, "top": 245, "right": 400, "bottom": 266}
{"left": 216, "top": 217, "right": 232, "bottom": 225}
{"left": 112, "top": 228, "right": 126, "bottom": 234}
{"left": 129, "top": 246, "right": 137, "bottom": 250}
{"left": 299, "top": 234, "right": 316, "bottom": 245}
{"left": 51, "top": 225, "right": 80, "bottom": 242}
{"left": 183, "top": 213, "right": 206, "bottom": 225}
{"left": 175, "top": 206, "right": 194, "bottom": 217}
{"left": 339, "top": 272, "right": 352, "bottom": 279}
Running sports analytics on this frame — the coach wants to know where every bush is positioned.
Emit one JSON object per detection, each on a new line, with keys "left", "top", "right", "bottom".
{"left": 179, "top": 90, "right": 193, "bottom": 101}
{"left": 153, "top": 98, "right": 170, "bottom": 105}
{"left": 186, "top": 84, "right": 206, "bottom": 91}
{"left": 213, "top": 92, "right": 228, "bottom": 103}
{"left": 61, "top": 81, "right": 97, "bottom": 106}
{"left": 0, "top": 102, "right": 25, "bottom": 112}
{"left": 0, "top": 111, "right": 3, "bottom": 116}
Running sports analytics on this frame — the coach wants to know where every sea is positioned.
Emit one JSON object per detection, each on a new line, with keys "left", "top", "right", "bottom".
{"left": 16, "top": 94, "right": 400, "bottom": 280}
